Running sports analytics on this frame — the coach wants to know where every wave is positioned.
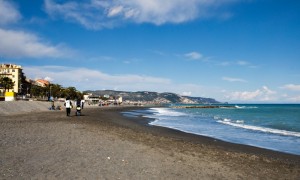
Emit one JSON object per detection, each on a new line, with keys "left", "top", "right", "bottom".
{"left": 149, "top": 107, "right": 187, "bottom": 117}
{"left": 217, "top": 119, "right": 300, "bottom": 138}
{"left": 235, "top": 105, "right": 258, "bottom": 109}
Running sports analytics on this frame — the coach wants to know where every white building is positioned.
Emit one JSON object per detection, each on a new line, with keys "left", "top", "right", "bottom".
{"left": 0, "top": 64, "right": 23, "bottom": 94}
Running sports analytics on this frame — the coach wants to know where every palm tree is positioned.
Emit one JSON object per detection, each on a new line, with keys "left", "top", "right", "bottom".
{"left": 0, "top": 77, "right": 14, "bottom": 93}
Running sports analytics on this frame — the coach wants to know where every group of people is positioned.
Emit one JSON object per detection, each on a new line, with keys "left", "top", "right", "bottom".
{"left": 64, "top": 97, "right": 85, "bottom": 116}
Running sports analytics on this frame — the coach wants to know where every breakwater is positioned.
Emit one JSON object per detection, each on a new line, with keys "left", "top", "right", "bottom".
{"left": 172, "top": 105, "right": 236, "bottom": 109}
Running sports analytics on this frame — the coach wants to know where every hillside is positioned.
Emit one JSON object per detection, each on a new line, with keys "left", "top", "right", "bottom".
{"left": 84, "top": 90, "right": 220, "bottom": 104}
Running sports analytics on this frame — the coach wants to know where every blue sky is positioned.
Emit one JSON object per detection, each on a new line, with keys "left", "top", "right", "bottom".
{"left": 0, "top": 0, "right": 300, "bottom": 103}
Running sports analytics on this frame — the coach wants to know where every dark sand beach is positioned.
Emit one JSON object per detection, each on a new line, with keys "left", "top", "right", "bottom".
{"left": 1, "top": 106, "right": 300, "bottom": 179}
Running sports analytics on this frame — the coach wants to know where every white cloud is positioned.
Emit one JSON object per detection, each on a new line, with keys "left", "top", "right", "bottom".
{"left": 44, "top": 0, "right": 239, "bottom": 29}
{"left": 181, "top": 91, "right": 192, "bottom": 96}
{"left": 236, "top": 60, "right": 259, "bottom": 68}
{"left": 45, "top": 0, "right": 108, "bottom": 30}
{"left": 287, "top": 95, "right": 300, "bottom": 102}
{"left": 0, "top": 0, "right": 21, "bottom": 25}
{"left": 108, "top": 6, "right": 124, "bottom": 17}
{"left": 185, "top": 52, "right": 203, "bottom": 60}
{"left": 222, "top": 77, "right": 247, "bottom": 83}
{"left": 225, "top": 86, "right": 277, "bottom": 102}
{"left": 280, "top": 84, "right": 300, "bottom": 91}
{"left": 123, "top": 61, "right": 131, "bottom": 64}
{"left": 0, "top": 1, "right": 73, "bottom": 59}
{"left": 24, "top": 66, "right": 172, "bottom": 91}
{"left": 216, "top": 60, "right": 258, "bottom": 68}
{"left": 23, "top": 65, "right": 216, "bottom": 99}
{"left": 0, "top": 28, "right": 73, "bottom": 58}
{"left": 219, "top": 61, "right": 231, "bottom": 66}
{"left": 44, "top": 76, "right": 54, "bottom": 82}
{"left": 237, "top": 60, "right": 249, "bottom": 66}
{"left": 280, "top": 93, "right": 300, "bottom": 103}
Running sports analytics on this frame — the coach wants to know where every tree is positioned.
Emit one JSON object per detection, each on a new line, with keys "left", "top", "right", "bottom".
{"left": 0, "top": 77, "right": 14, "bottom": 93}
{"left": 50, "top": 84, "right": 63, "bottom": 98}
{"left": 26, "top": 81, "right": 83, "bottom": 100}
{"left": 30, "top": 84, "right": 44, "bottom": 98}
{"left": 20, "top": 74, "right": 30, "bottom": 95}
{"left": 62, "top": 87, "right": 82, "bottom": 99}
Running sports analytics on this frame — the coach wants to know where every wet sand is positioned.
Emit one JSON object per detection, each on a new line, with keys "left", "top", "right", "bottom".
{"left": 1, "top": 106, "right": 299, "bottom": 179}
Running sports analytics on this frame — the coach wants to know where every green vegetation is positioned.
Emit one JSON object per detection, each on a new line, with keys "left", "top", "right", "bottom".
{"left": 0, "top": 77, "right": 15, "bottom": 93}
{"left": 30, "top": 83, "right": 83, "bottom": 100}
{"left": 0, "top": 75, "right": 83, "bottom": 100}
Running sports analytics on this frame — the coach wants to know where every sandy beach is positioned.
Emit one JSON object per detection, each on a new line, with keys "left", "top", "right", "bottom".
{"left": 0, "top": 104, "right": 300, "bottom": 179}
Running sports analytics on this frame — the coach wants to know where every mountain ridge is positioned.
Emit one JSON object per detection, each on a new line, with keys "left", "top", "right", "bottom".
{"left": 84, "top": 90, "right": 221, "bottom": 104}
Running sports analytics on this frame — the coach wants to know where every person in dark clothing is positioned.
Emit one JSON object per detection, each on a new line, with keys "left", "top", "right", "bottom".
{"left": 75, "top": 98, "right": 82, "bottom": 116}
{"left": 81, "top": 99, "right": 85, "bottom": 109}
{"left": 76, "top": 99, "right": 81, "bottom": 108}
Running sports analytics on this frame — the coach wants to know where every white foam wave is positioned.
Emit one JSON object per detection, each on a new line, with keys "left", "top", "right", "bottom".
{"left": 224, "top": 118, "right": 231, "bottom": 122}
{"left": 149, "top": 108, "right": 187, "bottom": 117}
{"left": 213, "top": 116, "right": 220, "bottom": 120}
{"left": 235, "top": 105, "right": 258, "bottom": 109}
{"left": 236, "top": 120, "right": 244, "bottom": 124}
{"left": 218, "top": 120, "right": 300, "bottom": 137}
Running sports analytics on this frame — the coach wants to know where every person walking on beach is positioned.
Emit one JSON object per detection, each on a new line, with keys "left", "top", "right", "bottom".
{"left": 75, "top": 98, "right": 83, "bottom": 116}
{"left": 64, "top": 97, "right": 72, "bottom": 116}
{"left": 81, "top": 99, "right": 85, "bottom": 109}
{"left": 51, "top": 100, "right": 55, "bottom": 110}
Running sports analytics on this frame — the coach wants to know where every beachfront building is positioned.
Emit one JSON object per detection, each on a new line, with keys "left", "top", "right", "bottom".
{"left": 0, "top": 64, "right": 24, "bottom": 95}
{"left": 35, "top": 79, "right": 50, "bottom": 87}
{"left": 85, "top": 94, "right": 100, "bottom": 105}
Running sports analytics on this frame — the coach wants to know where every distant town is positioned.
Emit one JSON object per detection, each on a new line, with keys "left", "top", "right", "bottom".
{"left": 0, "top": 63, "right": 82, "bottom": 101}
{"left": 0, "top": 63, "right": 220, "bottom": 105}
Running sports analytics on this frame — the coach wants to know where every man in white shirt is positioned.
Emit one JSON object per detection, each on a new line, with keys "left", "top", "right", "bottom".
{"left": 64, "top": 97, "right": 72, "bottom": 116}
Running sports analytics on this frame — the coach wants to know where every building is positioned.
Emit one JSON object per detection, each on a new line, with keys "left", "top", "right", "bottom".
{"left": 0, "top": 64, "right": 23, "bottom": 94}
{"left": 35, "top": 79, "right": 50, "bottom": 87}
{"left": 84, "top": 93, "right": 100, "bottom": 105}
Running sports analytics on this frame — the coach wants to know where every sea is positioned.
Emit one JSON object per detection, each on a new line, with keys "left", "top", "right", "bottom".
{"left": 123, "top": 104, "right": 300, "bottom": 155}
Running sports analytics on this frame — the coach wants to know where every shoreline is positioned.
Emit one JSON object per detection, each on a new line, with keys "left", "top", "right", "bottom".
{"left": 115, "top": 107, "right": 300, "bottom": 160}
{"left": 123, "top": 106, "right": 300, "bottom": 158}
{"left": 1, "top": 106, "right": 299, "bottom": 179}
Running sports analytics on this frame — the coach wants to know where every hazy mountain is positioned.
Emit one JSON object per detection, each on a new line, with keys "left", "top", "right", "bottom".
{"left": 84, "top": 90, "right": 220, "bottom": 104}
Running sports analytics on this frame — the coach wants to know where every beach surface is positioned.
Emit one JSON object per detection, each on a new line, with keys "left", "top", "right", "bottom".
{"left": 0, "top": 102, "right": 300, "bottom": 179}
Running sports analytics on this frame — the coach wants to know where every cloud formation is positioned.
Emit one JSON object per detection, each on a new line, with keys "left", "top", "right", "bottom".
{"left": 44, "top": 0, "right": 239, "bottom": 29}
{"left": 23, "top": 65, "right": 212, "bottom": 98}
{"left": 287, "top": 95, "right": 300, "bottom": 102}
{"left": 185, "top": 52, "right": 203, "bottom": 60}
{"left": 281, "top": 84, "right": 300, "bottom": 91}
{"left": 0, "top": 0, "right": 21, "bottom": 25}
{"left": 222, "top": 77, "right": 247, "bottom": 83}
{"left": 24, "top": 66, "right": 172, "bottom": 91}
{"left": 0, "top": 28, "right": 72, "bottom": 58}
{"left": 24, "top": 65, "right": 297, "bottom": 103}
{"left": 225, "top": 86, "right": 277, "bottom": 101}
{"left": 0, "top": 0, "right": 73, "bottom": 59}
{"left": 237, "top": 60, "right": 249, "bottom": 66}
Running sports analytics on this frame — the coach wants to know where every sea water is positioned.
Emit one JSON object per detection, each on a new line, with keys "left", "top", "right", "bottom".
{"left": 123, "top": 104, "right": 300, "bottom": 155}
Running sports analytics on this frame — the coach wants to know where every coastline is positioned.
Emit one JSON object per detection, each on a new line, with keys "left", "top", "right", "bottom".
{"left": 1, "top": 106, "right": 299, "bottom": 179}
{"left": 105, "top": 107, "right": 300, "bottom": 161}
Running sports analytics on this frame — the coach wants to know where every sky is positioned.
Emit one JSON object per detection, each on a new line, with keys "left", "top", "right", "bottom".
{"left": 0, "top": 0, "right": 300, "bottom": 103}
